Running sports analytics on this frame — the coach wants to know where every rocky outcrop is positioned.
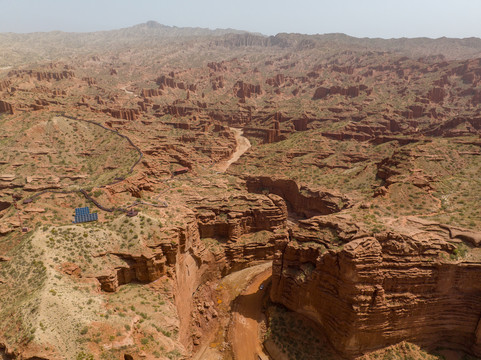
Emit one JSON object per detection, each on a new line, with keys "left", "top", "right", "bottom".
{"left": 31, "top": 98, "right": 50, "bottom": 111}
{"left": 0, "top": 100, "right": 14, "bottom": 114}
{"left": 332, "top": 85, "right": 361, "bottom": 97}
{"left": 472, "top": 90, "right": 481, "bottom": 106}
{"left": 37, "top": 70, "right": 75, "bottom": 81}
{"left": 427, "top": 87, "right": 446, "bottom": 103}
{"left": 161, "top": 105, "right": 195, "bottom": 117}
{"left": 271, "top": 216, "right": 481, "bottom": 357}
{"left": 0, "top": 80, "right": 11, "bottom": 92}
{"left": 0, "top": 201, "right": 11, "bottom": 213}
{"left": 0, "top": 174, "right": 20, "bottom": 190}
{"left": 266, "top": 74, "right": 286, "bottom": 87}
{"left": 221, "top": 234, "right": 283, "bottom": 273}
{"left": 8, "top": 69, "right": 75, "bottom": 81}
{"left": 92, "top": 192, "right": 289, "bottom": 349}
{"left": 211, "top": 76, "right": 225, "bottom": 90}
{"left": 332, "top": 65, "right": 355, "bottom": 74}
{"left": 52, "top": 89, "right": 66, "bottom": 96}
{"left": 292, "top": 118, "right": 309, "bottom": 131}
{"left": 97, "top": 251, "right": 169, "bottom": 292}
{"left": 312, "top": 87, "right": 330, "bottom": 99}
{"left": 376, "top": 148, "right": 435, "bottom": 190}
{"left": 105, "top": 108, "right": 140, "bottom": 121}
{"left": 94, "top": 214, "right": 209, "bottom": 292}
{"left": 155, "top": 75, "right": 196, "bottom": 92}
{"left": 244, "top": 176, "right": 349, "bottom": 217}
{"left": 0, "top": 343, "right": 15, "bottom": 359}
{"left": 424, "top": 116, "right": 481, "bottom": 137}
{"left": 313, "top": 85, "right": 363, "bottom": 100}
{"left": 141, "top": 88, "right": 162, "bottom": 97}
{"left": 157, "top": 75, "right": 176, "bottom": 88}
{"left": 207, "top": 61, "right": 227, "bottom": 72}
{"left": 402, "top": 105, "right": 425, "bottom": 119}
{"left": 82, "top": 77, "right": 96, "bottom": 86}
{"left": 243, "top": 126, "right": 283, "bottom": 144}
{"left": 193, "top": 194, "right": 286, "bottom": 241}
{"left": 233, "top": 81, "right": 262, "bottom": 98}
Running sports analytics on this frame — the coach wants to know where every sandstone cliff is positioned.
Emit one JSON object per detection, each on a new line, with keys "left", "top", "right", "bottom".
{"left": 244, "top": 176, "right": 350, "bottom": 217}
{"left": 8, "top": 69, "right": 75, "bottom": 81}
{"left": 87, "top": 192, "right": 288, "bottom": 351}
{"left": 104, "top": 107, "right": 140, "bottom": 121}
{"left": 233, "top": 81, "right": 262, "bottom": 98}
{"left": 0, "top": 100, "right": 14, "bottom": 114}
{"left": 270, "top": 215, "right": 481, "bottom": 357}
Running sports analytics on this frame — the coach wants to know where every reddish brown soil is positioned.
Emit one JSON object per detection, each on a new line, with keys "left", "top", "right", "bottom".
{"left": 1, "top": 23, "right": 481, "bottom": 360}
{"left": 230, "top": 269, "right": 271, "bottom": 360}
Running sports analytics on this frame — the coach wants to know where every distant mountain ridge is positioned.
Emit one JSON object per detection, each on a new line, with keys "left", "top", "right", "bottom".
{"left": 217, "top": 32, "right": 481, "bottom": 59}
{"left": 128, "top": 20, "right": 253, "bottom": 37}
{"left": 0, "top": 21, "right": 481, "bottom": 67}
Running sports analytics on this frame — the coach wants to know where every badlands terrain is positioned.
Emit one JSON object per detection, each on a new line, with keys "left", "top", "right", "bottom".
{"left": 1, "top": 21, "right": 481, "bottom": 359}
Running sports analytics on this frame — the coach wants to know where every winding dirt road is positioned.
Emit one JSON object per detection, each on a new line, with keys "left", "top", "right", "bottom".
{"left": 120, "top": 86, "right": 136, "bottom": 96}
{"left": 230, "top": 268, "right": 272, "bottom": 360}
{"left": 215, "top": 128, "right": 251, "bottom": 173}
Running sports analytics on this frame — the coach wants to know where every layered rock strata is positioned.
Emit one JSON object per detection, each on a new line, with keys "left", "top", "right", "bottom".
{"left": 96, "top": 192, "right": 288, "bottom": 299}
{"left": 0, "top": 100, "right": 14, "bottom": 114}
{"left": 244, "top": 176, "right": 349, "bottom": 217}
{"left": 271, "top": 216, "right": 481, "bottom": 357}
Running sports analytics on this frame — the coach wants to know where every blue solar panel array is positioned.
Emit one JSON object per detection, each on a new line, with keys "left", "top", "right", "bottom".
{"left": 73, "top": 207, "right": 98, "bottom": 224}
{"left": 75, "top": 207, "right": 90, "bottom": 216}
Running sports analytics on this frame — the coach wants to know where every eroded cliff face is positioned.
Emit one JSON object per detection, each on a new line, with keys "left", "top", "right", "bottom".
{"left": 95, "top": 234, "right": 182, "bottom": 292}
{"left": 244, "top": 176, "right": 350, "bottom": 217}
{"left": 0, "top": 100, "right": 14, "bottom": 114}
{"left": 191, "top": 193, "right": 288, "bottom": 275}
{"left": 271, "top": 216, "right": 481, "bottom": 357}
{"left": 91, "top": 191, "right": 288, "bottom": 350}
{"left": 172, "top": 215, "right": 217, "bottom": 346}
{"left": 0, "top": 189, "right": 289, "bottom": 359}
{"left": 93, "top": 191, "right": 288, "bottom": 288}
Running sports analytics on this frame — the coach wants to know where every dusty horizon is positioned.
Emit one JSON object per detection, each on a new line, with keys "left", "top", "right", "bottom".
{"left": 1, "top": 0, "right": 481, "bottom": 39}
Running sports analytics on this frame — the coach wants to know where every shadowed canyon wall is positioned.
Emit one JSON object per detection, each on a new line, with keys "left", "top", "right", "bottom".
{"left": 271, "top": 225, "right": 481, "bottom": 357}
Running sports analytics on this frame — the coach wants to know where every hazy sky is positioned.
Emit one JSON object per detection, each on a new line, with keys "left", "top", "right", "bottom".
{"left": 1, "top": 0, "right": 480, "bottom": 39}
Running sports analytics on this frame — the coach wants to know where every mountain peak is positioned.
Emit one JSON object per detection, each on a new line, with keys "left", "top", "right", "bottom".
{"left": 143, "top": 20, "right": 166, "bottom": 28}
